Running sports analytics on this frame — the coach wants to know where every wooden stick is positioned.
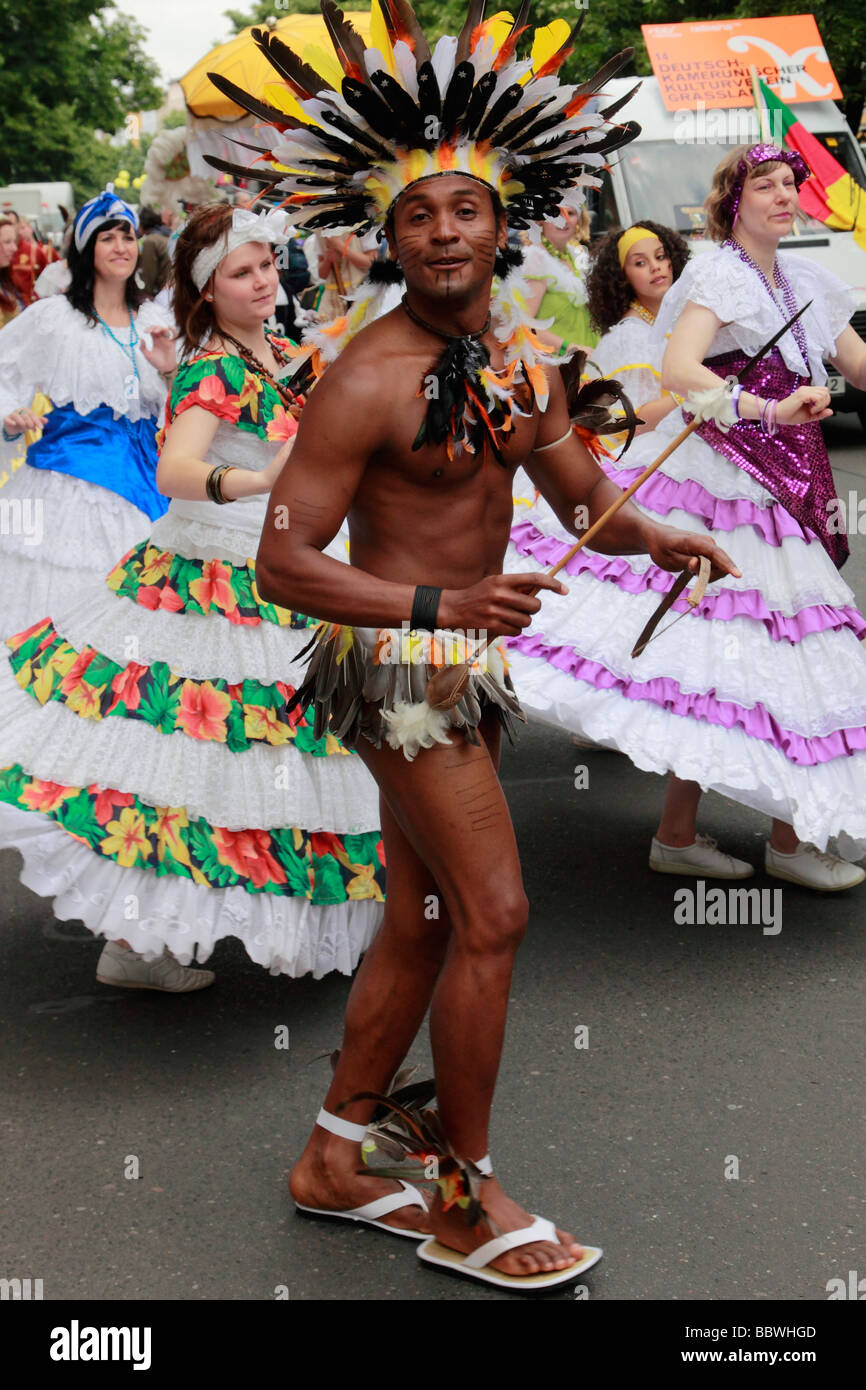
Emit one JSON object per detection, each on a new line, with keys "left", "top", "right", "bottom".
{"left": 472, "top": 416, "right": 703, "bottom": 661}
{"left": 424, "top": 416, "right": 707, "bottom": 709}
{"left": 545, "top": 416, "right": 702, "bottom": 578}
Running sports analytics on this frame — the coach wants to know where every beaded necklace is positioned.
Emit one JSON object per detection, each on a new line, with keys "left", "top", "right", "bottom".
{"left": 541, "top": 235, "right": 575, "bottom": 267}
{"left": 627, "top": 299, "right": 656, "bottom": 326}
{"left": 218, "top": 331, "right": 300, "bottom": 412}
{"left": 95, "top": 308, "right": 140, "bottom": 387}
{"left": 723, "top": 238, "right": 809, "bottom": 380}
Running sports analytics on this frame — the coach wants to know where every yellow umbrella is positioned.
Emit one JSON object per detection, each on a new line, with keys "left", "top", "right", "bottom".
{"left": 181, "top": 13, "right": 375, "bottom": 121}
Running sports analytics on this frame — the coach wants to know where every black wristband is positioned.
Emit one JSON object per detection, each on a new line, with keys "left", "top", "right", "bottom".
{"left": 410, "top": 584, "right": 442, "bottom": 632}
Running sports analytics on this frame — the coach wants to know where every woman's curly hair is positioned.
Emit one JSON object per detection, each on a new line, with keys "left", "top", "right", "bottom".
{"left": 586, "top": 221, "right": 690, "bottom": 335}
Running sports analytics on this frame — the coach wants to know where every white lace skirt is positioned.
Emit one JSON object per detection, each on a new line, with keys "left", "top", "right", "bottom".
{"left": 506, "top": 429, "right": 866, "bottom": 857}
{"left": 0, "top": 501, "right": 384, "bottom": 977}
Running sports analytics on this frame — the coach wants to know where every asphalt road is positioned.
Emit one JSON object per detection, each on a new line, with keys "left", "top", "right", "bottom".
{"left": 1, "top": 418, "right": 864, "bottom": 1305}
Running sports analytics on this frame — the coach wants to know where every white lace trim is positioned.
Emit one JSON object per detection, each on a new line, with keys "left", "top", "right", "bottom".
{"left": 505, "top": 556, "right": 866, "bottom": 736}
{"left": 0, "top": 802, "right": 381, "bottom": 978}
{"left": 654, "top": 245, "right": 855, "bottom": 382}
{"left": 508, "top": 503, "right": 858, "bottom": 614}
{"left": 53, "top": 583, "right": 323, "bottom": 685}
{"left": 522, "top": 242, "right": 589, "bottom": 300}
{"left": 0, "top": 295, "right": 170, "bottom": 422}
{"left": 0, "top": 658, "right": 380, "bottom": 833}
{"left": 588, "top": 317, "right": 661, "bottom": 407}
{"left": 0, "top": 475, "right": 152, "bottom": 640}
{"left": 506, "top": 656, "right": 866, "bottom": 856}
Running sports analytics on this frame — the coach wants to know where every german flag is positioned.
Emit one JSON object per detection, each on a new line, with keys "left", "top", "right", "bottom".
{"left": 757, "top": 78, "right": 866, "bottom": 251}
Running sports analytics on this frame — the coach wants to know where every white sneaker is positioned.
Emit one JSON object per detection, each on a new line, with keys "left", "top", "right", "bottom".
{"left": 765, "top": 842, "right": 866, "bottom": 892}
{"left": 96, "top": 940, "right": 215, "bottom": 992}
{"left": 649, "top": 834, "right": 754, "bottom": 880}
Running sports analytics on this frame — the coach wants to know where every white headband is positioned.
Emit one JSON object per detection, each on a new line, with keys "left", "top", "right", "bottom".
{"left": 191, "top": 206, "right": 292, "bottom": 292}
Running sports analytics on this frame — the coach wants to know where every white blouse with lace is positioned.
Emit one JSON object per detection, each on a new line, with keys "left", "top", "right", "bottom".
{"left": 0, "top": 294, "right": 170, "bottom": 424}
{"left": 652, "top": 244, "right": 854, "bottom": 385}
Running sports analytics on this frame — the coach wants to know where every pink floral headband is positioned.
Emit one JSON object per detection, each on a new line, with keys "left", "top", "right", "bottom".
{"left": 722, "top": 143, "right": 810, "bottom": 228}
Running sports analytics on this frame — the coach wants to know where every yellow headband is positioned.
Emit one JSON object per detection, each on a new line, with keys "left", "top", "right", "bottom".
{"left": 617, "top": 226, "right": 657, "bottom": 267}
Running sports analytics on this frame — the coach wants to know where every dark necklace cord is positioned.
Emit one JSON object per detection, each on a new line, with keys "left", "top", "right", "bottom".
{"left": 218, "top": 330, "right": 300, "bottom": 410}
{"left": 401, "top": 295, "right": 491, "bottom": 342}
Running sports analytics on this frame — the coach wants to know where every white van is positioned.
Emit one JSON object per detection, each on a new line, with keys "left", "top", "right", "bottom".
{"left": 591, "top": 78, "right": 866, "bottom": 423}
{"left": 0, "top": 182, "right": 75, "bottom": 247}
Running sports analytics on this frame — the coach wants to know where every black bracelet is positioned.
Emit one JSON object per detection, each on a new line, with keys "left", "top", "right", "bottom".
{"left": 205, "top": 464, "right": 234, "bottom": 505}
{"left": 410, "top": 584, "right": 442, "bottom": 632}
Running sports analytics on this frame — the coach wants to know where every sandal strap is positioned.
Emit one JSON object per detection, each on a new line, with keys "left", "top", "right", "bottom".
{"left": 463, "top": 1215, "right": 558, "bottom": 1269}
{"left": 316, "top": 1106, "right": 368, "bottom": 1142}
{"left": 475, "top": 1154, "right": 493, "bottom": 1175}
{"left": 350, "top": 1180, "right": 426, "bottom": 1221}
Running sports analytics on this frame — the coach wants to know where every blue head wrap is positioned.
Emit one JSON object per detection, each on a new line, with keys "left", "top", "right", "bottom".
{"left": 73, "top": 185, "right": 139, "bottom": 251}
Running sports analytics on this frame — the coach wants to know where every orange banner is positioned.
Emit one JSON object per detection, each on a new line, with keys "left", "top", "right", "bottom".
{"left": 642, "top": 15, "right": 842, "bottom": 111}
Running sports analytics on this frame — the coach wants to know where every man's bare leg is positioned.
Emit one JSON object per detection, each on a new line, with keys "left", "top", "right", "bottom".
{"left": 289, "top": 792, "right": 449, "bottom": 1233}
{"left": 343, "top": 714, "right": 583, "bottom": 1276}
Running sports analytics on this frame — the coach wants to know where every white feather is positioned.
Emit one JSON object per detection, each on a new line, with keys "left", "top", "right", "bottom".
{"left": 382, "top": 701, "right": 453, "bottom": 761}
{"left": 364, "top": 48, "right": 387, "bottom": 79}
{"left": 686, "top": 383, "right": 737, "bottom": 432}
{"left": 431, "top": 35, "right": 458, "bottom": 92}
{"left": 393, "top": 40, "right": 419, "bottom": 99}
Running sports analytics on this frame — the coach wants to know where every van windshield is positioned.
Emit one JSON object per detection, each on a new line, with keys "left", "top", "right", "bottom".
{"left": 612, "top": 132, "right": 866, "bottom": 236}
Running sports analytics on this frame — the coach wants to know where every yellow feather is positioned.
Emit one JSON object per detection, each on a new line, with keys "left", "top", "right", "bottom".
{"left": 483, "top": 11, "right": 516, "bottom": 57}
{"left": 300, "top": 41, "right": 345, "bottom": 92}
{"left": 262, "top": 82, "right": 308, "bottom": 123}
{"left": 530, "top": 18, "right": 570, "bottom": 73}
{"left": 370, "top": 0, "right": 396, "bottom": 76}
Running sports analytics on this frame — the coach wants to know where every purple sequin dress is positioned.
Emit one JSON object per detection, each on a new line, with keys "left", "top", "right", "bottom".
{"left": 505, "top": 244, "right": 866, "bottom": 856}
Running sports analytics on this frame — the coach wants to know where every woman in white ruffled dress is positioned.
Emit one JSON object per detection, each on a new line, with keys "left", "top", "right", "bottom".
{"left": 506, "top": 144, "right": 866, "bottom": 890}
{"left": 0, "top": 202, "right": 384, "bottom": 987}
{"left": 0, "top": 190, "right": 174, "bottom": 636}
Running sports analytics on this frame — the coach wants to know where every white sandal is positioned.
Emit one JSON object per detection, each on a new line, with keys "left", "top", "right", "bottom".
{"left": 293, "top": 1108, "right": 430, "bottom": 1240}
{"left": 417, "top": 1214, "right": 603, "bottom": 1291}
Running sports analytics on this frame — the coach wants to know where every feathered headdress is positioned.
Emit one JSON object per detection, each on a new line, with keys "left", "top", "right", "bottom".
{"left": 202, "top": 2, "right": 641, "bottom": 459}
{"left": 203, "top": 2, "right": 638, "bottom": 236}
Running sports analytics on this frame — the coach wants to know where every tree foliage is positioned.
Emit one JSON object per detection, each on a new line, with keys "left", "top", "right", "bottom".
{"left": 222, "top": 0, "right": 866, "bottom": 135}
{"left": 224, "top": 0, "right": 322, "bottom": 33}
{"left": 0, "top": 0, "right": 163, "bottom": 203}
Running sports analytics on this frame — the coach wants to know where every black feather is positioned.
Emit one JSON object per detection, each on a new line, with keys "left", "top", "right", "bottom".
{"left": 341, "top": 76, "right": 407, "bottom": 142}
{"left": 319, "top": 107, "right": 395, "bottom": 160}
{"left": 202, "top": 154, "right": 285, "bottom": 184}
{"left": 252, "top": 26, "right": 334, "bottom": 96}
{"left": 494, "top": 94, "right": 556, "bottom": 148}
{"left": 369, "top": 70, "right": 427, "bottom": 145}
{"left": 461, "top": 70, "right": 497, "bottom": 139}
{"left": 598, "top": 80, "right": 642, "bottom": 123}
{"left": 320, "top": 0, "right": 368, "bottom": 80}
{"left": 368, "top": 257, "right": 405, "bottom": 284}
{"left": 416, "top": 61, "right": 441, "bottom": 146}
{"left": 440, "top": 62, "right": 476, "bottom": 140}
{"left": 571, "top": 48, "right": 635, "bottom": 98}
{"left": 205, "top": 71, "right": 293, "bottom": 127}
{"left": 476, "top": 83, "right": 525, "bottom": 143}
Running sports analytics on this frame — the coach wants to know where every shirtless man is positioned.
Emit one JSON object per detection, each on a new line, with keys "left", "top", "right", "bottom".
{"left": 256, "top": 173, "right": 738, "bottom": 1287}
